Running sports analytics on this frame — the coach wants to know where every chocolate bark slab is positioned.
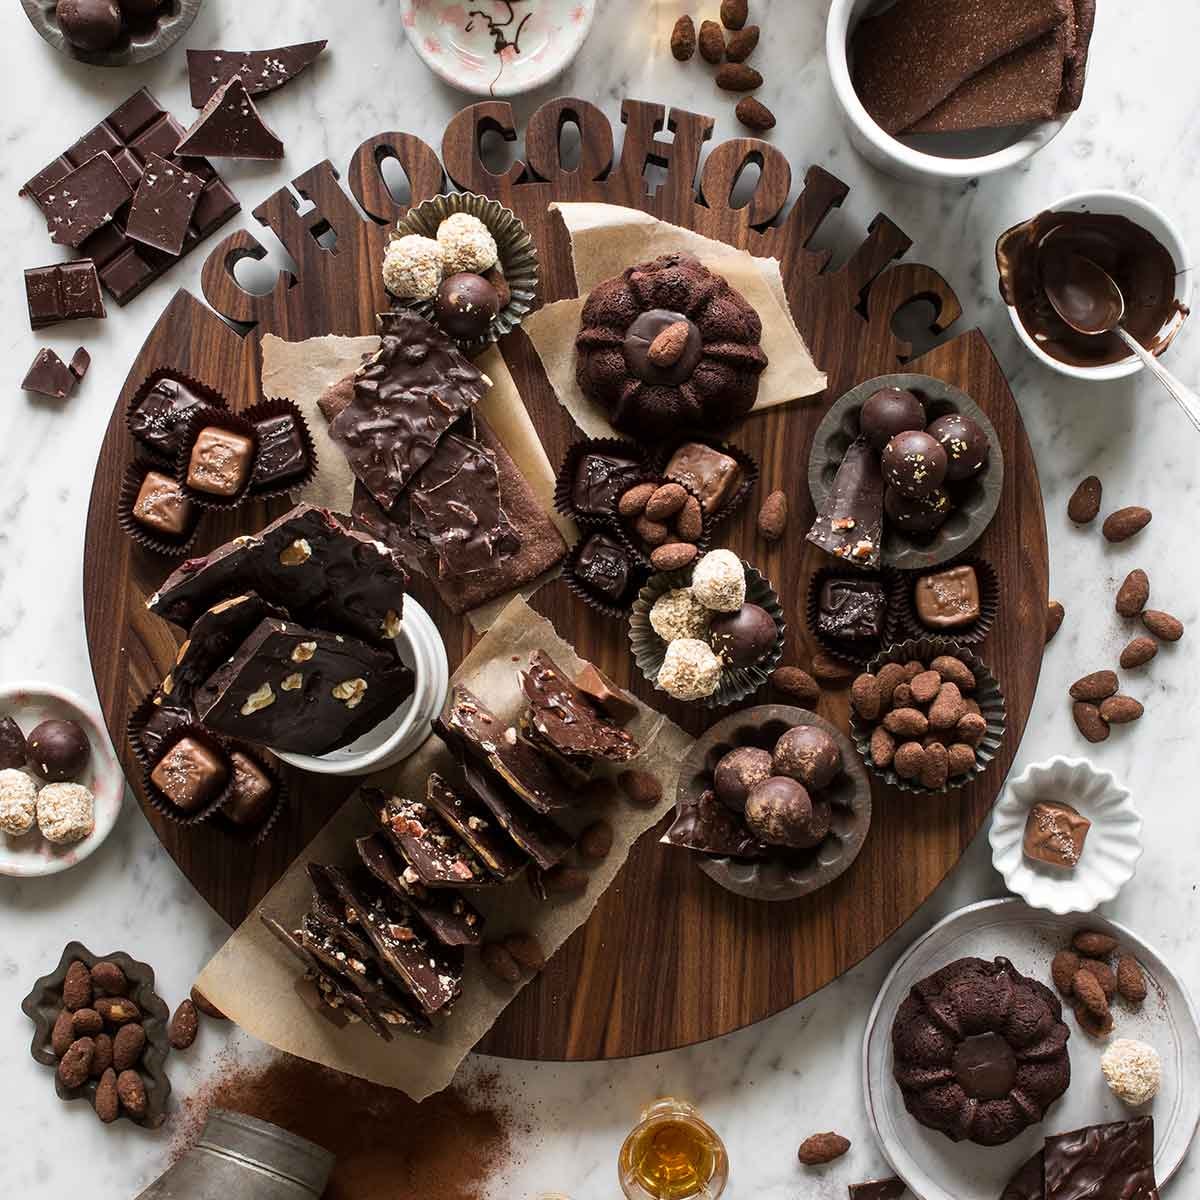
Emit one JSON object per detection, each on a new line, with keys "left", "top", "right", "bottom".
{"left": 365, "top": 790, "right": 492, "bottom": 889}
{"left": 148, "top": 503, "right": 408, "bottom": 643}
{"left": 421, "top": 773, "right": 528, "bottom": 880}
{"left": 195, "top": 616, "right": 413, "bottom": 755}
{"left": 188, "top": 41, "right": 328, "bottom": 107}
{"left": 806, "top": 437, "right": 884, "bottom": 567}
{"left": 25, "top": 261, "right": 106, "bottom": 329}
{"left": 330, "top": 314, "right": 490, "bottom": 511}
{"left": 661, "top": 790, "right": 770, "bottom": 858}
{"left": 175, "top": 76, "right": 285, "bottom": 160}
{"left": 1043, "top": 1117, "right": 1159, "bottom": 1200}
{"left": 124, "top": 152, "right": 204, "bottom": 256}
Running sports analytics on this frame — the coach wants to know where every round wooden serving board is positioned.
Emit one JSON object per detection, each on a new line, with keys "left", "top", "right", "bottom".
{"left": 83, "top": 97, "right": 1049, "bottom": 1061}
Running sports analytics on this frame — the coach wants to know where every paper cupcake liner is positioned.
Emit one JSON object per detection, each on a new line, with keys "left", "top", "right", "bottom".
{"left": 139, "top": 721, "right": 236, "bottom": 827}
{"left": 653, "top": 435, "right": 760, "bottom": 527}
{"left": 629, "top": 562, "right": 786, "bottom": 709}
{"left": 389, "top": 191, "right": 539, "bottom": 356}
{"left": 806, "top": 565, "right": 902, "bottom": 667}
{"left": 209, "top": 743, "right": 289, "bottom": 846}
{"left": 562, "top": 534, "right": 649, "bottom": 620}
{"left": 849, "top": 637, "right": 1007, "bottom": 797}
{"left": 117, "top": 458, "right": 203, "bottom": 558}
{"left": 173, "top": 404, "right": 260, "bottom": 511}
{"left": 126, "top": 686, "right": 196, "bottom": 773}
{"left": 615, "top": 475, "right": 713, "bottom": 571}
{"left": 896, "top": 556, "right": 1000, "bottom": 647}
{"left": 553, "top": 436, "right": 651, "bottom": 529}
{"left": 241, "top": 395, "right": 320, "bottom": 501}
{"left": 125, "top": 367, "right": 229, "bottom": 467}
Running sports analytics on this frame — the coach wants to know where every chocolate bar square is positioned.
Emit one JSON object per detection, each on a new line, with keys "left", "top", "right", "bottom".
{"left": 25, "top": 261, "right": 106, "bottom": 329}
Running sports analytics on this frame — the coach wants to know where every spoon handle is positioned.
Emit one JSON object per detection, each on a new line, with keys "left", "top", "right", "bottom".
{"left": 1114, "top": 326, "right": 1200, "bottom": 433}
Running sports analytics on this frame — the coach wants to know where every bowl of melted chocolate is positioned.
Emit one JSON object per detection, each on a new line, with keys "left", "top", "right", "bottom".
{"left": 997, "top": 190, "right": 1192, "bottom": 379}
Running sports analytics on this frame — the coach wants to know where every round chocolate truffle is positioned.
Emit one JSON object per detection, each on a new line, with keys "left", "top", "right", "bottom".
{"left": 882, "top": 430, "right": 948, "bottom": 499}
{"left": 117, "top": 0, "right": 162, "bottom": 18}
{"left": 744, "top": 777, "right": 831, "bottom": 850}
{"left": 884, "top": 485, "right": 953, "bottom": 535}
{"left": 713, "top": 746, "right": 773, "bottom": 813}
{"left": 772, "top": 725, "right": 841, "bottom": 789}
{"left": 860, "top": 387, "right": 925, "bottom": 450}
{"left": 26, "top": 719, "right": 91, "bottom": 783}
{"left": 434, "top": 272, "right": 500, "bottom": 340}
{"left": 708, "top": 603, "right": 778, "bottom": 667}
{"left": 56, "top": 0, "right": 123, "bottom": 50}
{"left": 926, "top": 412, "right": 989, "bottom": 482}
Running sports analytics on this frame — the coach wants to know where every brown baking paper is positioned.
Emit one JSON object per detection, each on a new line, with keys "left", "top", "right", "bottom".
{"left": 259, "top": 334, "right": 576, "bottom": 630}
{"left": 522, "top": 202, "right": 827, "bottom": 439}
{"left": 195, "top": 597, "right": 692, "bottom": 1100}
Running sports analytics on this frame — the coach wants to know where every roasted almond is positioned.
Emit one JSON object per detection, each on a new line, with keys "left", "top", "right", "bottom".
{"left": 1069, "top": 670, "right": 1118, "bottom": 702}
{"left": 96, "top": 996, "right": 140, "bottom": 1026}
{"left": 481, "top": 941, "right": 522, "bottom": 984}
{"left": 929, "top": 683, "right": 967, "bottom": 730}
{"left": 797, "top": 1132, "right": 850, "bottom": 1165}
{"left": 169, "top": 999, "right": 199, "bottom": 1050}
{"left": 1072, "top": 968, "right": 1109, "bottom": 1019}
{"left": 770, "top": 666, "right": 819, "bottom": 706}
{"left": 946, "top": 743, "right": 976, "bottom": 776}
{"left": 90, "top": 1032, "right": 113, "bottom": 1078}
{"left": 90, "top": 961, "right": 128, "bottom": 996}
{"left": 883, "top": 708, "right": 928, "bottom": 738}
{"left": 1046, "top": 600, "right": 1065, "bottom": 643}
{"left": 503, "top": 933, "right": 547, "bottom": 972}
{"left": 1072, "top": 701, "right": 1109, "bottom": 743}
{"left": 675, "top": 495, "right": 704, "bottom": 542}
{"left": 57, "top": 1037, "right": 94, "bottom": 1089}
{"left": 51, "top": 1009, "right": 76, "bottom": 1058}
{"left": 619, "top": 769, "right": 662, "bottom": 806}
{"left": 190, "top": 987, "right": 227, "bottom": 1021}
{"left": 112, "top": 1023, "right": 146, "bottom": 1071}
{"left": 918, "top": 742, "right": 949, "bottom": 790}
{"left": 1115, "top": 569, "right": 1149, "bottom": 617}
{"left": 1078, "top": 958, "right": 1117, "bottom": 998}
{"left": 618, "top": 482, "right": 656, "bottom": 518}
{"left": 95, "top": 1068, "right": 119, "bottom": 1124}
{"left": 63, "top": 960, "right": 92, "bottom": 1012}
{"left": 578, "top": 819, "right": 614, "bottom": 862}
{"left": 1142, "top": 609, "right": 1184, "bottom": 642}
{"left": 875, "top": 662, "right": 907, "bottom": 707}
{"left": 1074, "top": 998, "right": 1114, "bottom": 1038}
{"left": 72, "top": 1007, "right": 103, "bottom": 1037}
{"left": 892, "top": 742, "right": 926, "bottom": 780}
{"left": 1102, "top": 506, "right": 1152, "bottom": 543}
{"left": 1119, "top": 636, "right": 1157, "bottom": 668}
{"left": 1099, "top": 694, "right": 1143, "bottom": 725}
{"left": 1051, "top": 949, "right": 1081, "bottom": 995}
{"left": 633, "top": 514, "right": 670, "bottom": 547}
{"left": 644, "top": 482, "right": 688, "bottom": 520}
{"left": 1067, "top": 475, "right": 1102, "bottom": 523}
{"left": 715, "top": 62, "right": 762, "bottom": 91}
{"left": 931, "top": 656, "right": 976, "bottom": 692}
{"left": 910, "top": 670, "right": 941, "bottom": 705}
{"left": 116, "top": 1069, "right": 147, "bottom": 1118}
{"left": 851, "top": 673, "right": 881, "bottom": 720}
{"left": 870, "top": 727, "right": 896, "bottom": 769}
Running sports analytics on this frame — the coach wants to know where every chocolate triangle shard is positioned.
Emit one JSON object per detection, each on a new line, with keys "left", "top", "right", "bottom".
{"left": 188, "top": 41, "right": 327, "bottom": 108}
{"left": 806, "top": 437, "right": 884, "bottom": 568}
{"left": 661, "top": 790, "right": 770, "bottom": 858}
{"left": 175, "top": 76, "right": 284, "bottom": 160}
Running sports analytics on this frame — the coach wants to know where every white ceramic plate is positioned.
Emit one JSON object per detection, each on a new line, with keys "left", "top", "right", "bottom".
{"left": 863, "top": 899, "right": 1200, "bottom": 1199}
{"left": 991, "top": 757, "right": 1144, "bottom": 915}
{"left": 400, "top": 0, "right": 596, "bottom": 97}
{"left": 0, "top": 682, "right": 124, "bottom": 877}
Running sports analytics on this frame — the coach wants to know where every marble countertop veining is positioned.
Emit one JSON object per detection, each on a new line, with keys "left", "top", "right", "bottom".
{"left": 2, "top": 1, "right": 1199, "bottom": 1196}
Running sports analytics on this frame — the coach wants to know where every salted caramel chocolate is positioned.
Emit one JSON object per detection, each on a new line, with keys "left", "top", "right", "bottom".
{"left": 149, "top": 736, "right": 228, "bottom": 813}
{"left": 572, "top": 533, "right": 635, "bottom": 603}
{"left": 186, "top": 425, "right": 255, "bottom": 497}
{"left": 132, "top": 471, "right": 194, "bottom": 536}
{"left": 224, "top": 751, "right": 276, "bottom": 828}
{"left": 129, "top": 376, "right": 208, "bottom": 459}
{"left": 818, "top": 577, "right": 887, "bottom": 641}
{"left": 914, "top": 565, "right": 981, "bottom": 629}
{"left": 571, "top": 450, "right": 644, "bottom": 518}
{"left": 664, "top": 441, "right": 744, "bottom": 514}
{"left": 1024, "top": 800, "right": 1090, "bottom": 869}
{"left": 251, "top": 412, "right": 309, "bottom": 488}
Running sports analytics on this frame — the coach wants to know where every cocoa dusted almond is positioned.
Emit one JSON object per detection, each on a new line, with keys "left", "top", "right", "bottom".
{"left": 811, "top": 652, "right": 855, "bottom": 685}
{"left": 619, "top": 769, "right": 662, "bottom": 806}
{"left": 650, "top": 541, "right": 698, "bottom": 571}
{"left": 1116, "top": 955, "right": 1147, "bottom": 1003}
{"left": 698, "top": 20, "right": 725, "bottom": 64}
{"left": 51, "top": 1009, "right": 76, "bottom": 1058}
{"left": 721, "top": 0, "right": 749, "bottom": 30}
{"left": 670, "top": 14, "right": 696, "bottom": 61}
{"left": 1102, "top": 506, "right": 1152, "bottom": 543}
{"left": 715, "top": 63, "right": 763, "bottom": 92}
{"left": 1142, "top": 609, "right": 1184, "bottom": 641}
{"left": 1072, "top": 969, "right": 1109, "bottom": 1019}
{"left": 1068, "top": 670, "right": 1118, "bottom": 702}
{"left": 169, "top": 999, "right": 199, "bottom": 1049}
{"left": 851, "top": 673, "right": 881, "bottom": 720}
{"left": 540, "top": 864, "right": 589, "bottom": 894}
{"left": 116, "top": 1069, "right": 147, "bottom": 1118}
{"left": 1072, "top": 701, "right": 1109, "bottom": 743}
{"left": 726, "top": 25, "right": 760, "bottom": 61}
{"left": 1099, "top": 694, "right": 1143, "bottom": 724}
{"left": 798, "top": 1132, "right": 850, "bottom": 1165}
{"left": 95, "top": 1068, "right": 119, "bottom": 1124}
{"left": 1078, "top": 958, "right": 1116, "bottom": 998}
{"left": 771, "top": 666, "right": 820, "bottom": 706}
{"left": 62, "top": 960, "right": 92, "bottom": 1012}
{"left": 503, "top": 932, "right": 546, "bottom": 972}
{"left": 618, "top": 482, "right": 656, "bottom": 518}
{"left": 1067, "top": 475, "right": 1102, "bottom": 523}
{"left": 578, "top": 819, "right": 614, "bottom": 862}
{"left": 1072, "top": 929, "right": 1118, "bottom": 956}
{"left": 644, "top": 482, "right": 688, "bottom": 520}
{"left": 1115, "top": 569, "right": 1149, "bottom": 617}
{"left": 1051, "top": 949, "right": 1080, "bottom": 995}
{"left": 756, "top": 489, "right": 787, "bottom": 540}
{"left": 57, "top": 1037, "right": 94, "bottom": 1089}
{"left": 1119, "top": 636, "right": 1157, "bottom": 668}
{"left": 1046, "top": 599, "right": 1065, "bottom": 643}
{"left": 870, "top": 726, "right": 896, "bottom": 768}
{"left": 481, "top": 941, "right": 521, "bottom": 984}
{"left": 736, "top": 97, "right": 776, "bottom": 132}
{"left": 90, "top": 961, "right": 128, "bottom": 996}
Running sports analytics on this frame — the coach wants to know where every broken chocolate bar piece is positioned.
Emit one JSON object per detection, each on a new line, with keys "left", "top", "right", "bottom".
{"left": 36, "top": 152, "right": 132, "bottom": 248}
{"left": 1042, "top": 1117, "right": 1159, "bottom": 1199}
{"left": 806, "top": 438, "right": 884, "bottom": 567}
{"left": 25, "top": 260, "right": 106, "bottom": 329}
{"left": 148, "top": 503, "right": 408, "bottom": 643}
{"left": 188, "top": 41, "right": 328, "bottom": 107}
{"left": 849, "top": 1180, "right": 908, "bottom": 1200}
{"left": 421, "top": 773, "right": 527, "bottom": 881}
{"left": 124, "top": 152, "right": 205, "bottom": 256}
{"left": 661, "top": 790, "right": 770, "bottom": 858}
{"left": 195, "top": 616, "right": 414, "bottom": 756}
{"left": 21, "top": 348, "right": 89, "bottom": 399}
{"left": 520, "top": 651, "right": 640, "bottom": 766}
{"left": 330, "top": 312, "right": 490, "bottom": 510}
{"left": 573, "top": 663, "right": 639, "bottom": 726}
{"left": 175, "top": 76, "right": 285, "bottom": 160}
{"left": 367, "top": 790, "right": 492, "bottom": 889}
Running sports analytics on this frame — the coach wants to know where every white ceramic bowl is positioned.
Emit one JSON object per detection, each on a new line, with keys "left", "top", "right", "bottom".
{"left": 826, "top": 0, "right": 1073, "bottom": 185}
{"left": 273, "top": 598, "right": 449, "bottom": 777}
{"left": 990, "top": 755, "right": 1143, "bottom": 915}
{"left": 0, "top": 681, "right": 124, "bottom": 877}
{"left": 400, "top": 0, "right": 596, "bottom": 98}
{"left": 1001, "top": 189, "right": 1194, "bottom": 380}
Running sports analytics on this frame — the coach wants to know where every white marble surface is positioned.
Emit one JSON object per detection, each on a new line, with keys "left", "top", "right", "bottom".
{"left": 2, "top": 1, "right": 1199, "bottom": 1196}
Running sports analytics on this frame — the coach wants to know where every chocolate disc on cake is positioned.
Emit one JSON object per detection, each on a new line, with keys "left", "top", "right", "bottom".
{"left": 927, "top": 412, "right": 989, "bottom": 481}
{"left": 860, "top": 387, "right": 925, "bottom": 450}
{"left": 882, "top": 430, "right": 948, "bottom": 499}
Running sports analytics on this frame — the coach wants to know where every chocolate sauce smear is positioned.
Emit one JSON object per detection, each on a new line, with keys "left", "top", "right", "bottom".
{"left": 467, "top": 1, "right": 532, "bottom": 57}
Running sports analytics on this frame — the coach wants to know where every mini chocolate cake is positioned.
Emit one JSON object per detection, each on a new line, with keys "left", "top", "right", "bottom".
{"left": 575, "top": 252, "right": 768, "bottom": 441}
{"left": 892, "top": 956, "right": 1071, "bottom": 1146}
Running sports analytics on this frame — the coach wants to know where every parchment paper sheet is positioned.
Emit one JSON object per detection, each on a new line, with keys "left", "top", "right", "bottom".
{"left": 195, "top": 597, "right": 692, "bottom": 1101}
{"left": 522, "top": 202, "right": 827, "bottom": 439}
{"left": 260, "top": 335, "right": 576, "bottom": 630}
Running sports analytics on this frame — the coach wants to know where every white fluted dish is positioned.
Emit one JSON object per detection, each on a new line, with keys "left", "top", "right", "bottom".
{"left": 990, "top": 756, "right": 1143, "bottom": 915}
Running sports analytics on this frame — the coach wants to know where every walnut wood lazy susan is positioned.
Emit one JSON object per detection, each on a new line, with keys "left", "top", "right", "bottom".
{"left": 83, "top": 96, "right": 1049, "bottom": 1061}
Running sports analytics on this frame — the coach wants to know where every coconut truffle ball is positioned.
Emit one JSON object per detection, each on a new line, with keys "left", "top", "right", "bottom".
{"left": 650, "top": 587, "right": 711, "bottom": 642}
{"left": 0, "top": 769, "right": 37, "bottom": 836}
{"left": 35, "top": 782, "right": 95, "bottom": 845}
{"left": 381, "top": 234, "right": 444, "bottom": 300}
{"left": 436, "top": 212, "right": 499, "bottom": 275}
{"left": 657, "top": 638, "right": 722, "bottom": 701}
{"left": 691, "top": 549, "right": 746, "bottom": 613}
{"left": 1101, "top": 1039, "right": 1162, "bottom": 1106}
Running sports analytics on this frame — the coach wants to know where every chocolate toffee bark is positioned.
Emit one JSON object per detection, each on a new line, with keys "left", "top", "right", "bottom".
{"left": 421, "top": 772, "right": 527, "bottom": 880}
{"left": 148, "top": 503, "right": 408, "bottom": 643}
{"left": 362, "top": 789, "right": 492, "bottom": 890}
{"left": 807, "top": 438, "right": 884, "bottom": 567}
{"left": 195, "top": 616, "right": 414, "bottom": 756}
{"left": 187, "top": 41, "right": 328, "bottom": 107}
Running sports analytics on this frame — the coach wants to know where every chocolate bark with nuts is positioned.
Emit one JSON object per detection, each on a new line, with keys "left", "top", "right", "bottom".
{"left": 419, "top": 772, "right": 527, "bottom": 880}
{"left": 196, "top": 617, "right": 413, "bottom": 755}
{"left": 363, "top": 789, "right": 492, "bottom": 890}
{"left": 148, "top": 503, "right": 409, "bottom": 643}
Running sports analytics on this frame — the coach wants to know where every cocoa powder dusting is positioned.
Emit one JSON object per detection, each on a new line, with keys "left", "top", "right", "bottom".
{"left": 172, "top": 1051, "right": 517, "bottom": 1199}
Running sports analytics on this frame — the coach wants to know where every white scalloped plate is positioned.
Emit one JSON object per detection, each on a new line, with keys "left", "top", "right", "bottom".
{"left": 863, "top": 899, "right": 1200, "bottom": 1200}
{"left": 990, "top": 756, "right": 1143, "bottom": 915}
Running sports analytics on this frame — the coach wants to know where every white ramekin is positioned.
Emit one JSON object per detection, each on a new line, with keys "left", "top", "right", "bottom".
{"left": 273, "top": 597, "right": 449, "bottom": 777}
{"left": 826, "top": 0, "right": 1074, "bottom": 185}
{"left": 1000, "top": 189, "right": 1194, "bottom": 380}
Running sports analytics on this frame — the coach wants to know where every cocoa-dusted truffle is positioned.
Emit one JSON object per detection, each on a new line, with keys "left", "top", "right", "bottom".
{"left": 882, "top": 430, "right": 948, "bottom": 498}
{"left": 691, "top": 549, "right": 746, "bottom": 612}
{"left": 860, "top": 387, "right": 925, "bottom": 450}
{"left": 884, "top": 485, "right": 952, "bottom": 535}
{"left": 927, "top": 412, "right": 989, "bottom": 482}
{"left": 381, "top": 234, "right": 444, "bottom": 300}
{"left": 744, "top": 776, "right": 831, "bottom": 849}
{"left": 434, "top": 272, "right": 500, "bottom": 340}
{"left": 773, "top": 725, "right": 841, "bottom": 789}
{"left": 657, "top": 638, "right": 722, "bottom": 701}
{"left": 713, "top": 746, "right": 773, "bottom": 813}
{"left": 436, "top": 212, "right": 498, "bottom": 275}
{"left": 709, "top": 603, "right": 777, "bottom": 667}
{"left": 650, "top": 588, "right": 711, "bottom": 642}
{"left": 27, "top": 719, "right": 90, "bottom": 782}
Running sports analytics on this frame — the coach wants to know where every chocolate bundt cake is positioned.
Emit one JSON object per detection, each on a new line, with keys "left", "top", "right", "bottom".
{"left": 575, "top": 252, "right": 768, "bottom": 440}
{"left": 891, "top": 956, "right": 1071, "bottom": 1147}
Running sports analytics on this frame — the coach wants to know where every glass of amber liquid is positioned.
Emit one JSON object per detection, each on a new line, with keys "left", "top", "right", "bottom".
{"left": 618, "top": 1098, "right": 729, "bottom": 1200}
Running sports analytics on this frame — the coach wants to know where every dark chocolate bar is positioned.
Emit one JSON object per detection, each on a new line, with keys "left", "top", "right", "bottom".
{"left": 21, "top": 348, "right": 89, "bottom": 399}
{"left": 195, "top": 616, "right": 414, "bottom": 756}
{"left": 19, "top": 88, "right": 239, "bottom": 305}
{"left": 175, "top": 76, "right": 284, "bottom": 160}
{"left": 124, "top": 152, "right": 204, "bottom": 256}
{"left": 806, "top": 437, "right": 884, "bottom": 567}
{"left": 422, "top": 772, "right": 527, "bottom": 880}
{"left": 661, "top": 790, "right": 770, "bottom": 858}
{"left": 36, "top": 153, "right": 132, "bottom": 248}
{"left": 148, "top": 503, "right": 409, "bottom": 643}
{"left": 25, "top": 261, "right": 106, "bottom": 329}
{"left": 188, "top": 41, "right": 328, "bottom": 107}
{"left": 366, "top": 790, "right": 492, "bottom": 889}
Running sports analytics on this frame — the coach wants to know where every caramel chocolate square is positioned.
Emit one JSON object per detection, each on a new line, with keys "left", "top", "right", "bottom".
{"left": 574, "top": 533, "right": 634, "bottom": 602}
{"left": 664, "top": 441, "right": 744, "bottom": 514}
{"left": 150, "top": 736, "right": 228, "bottom": 812}
{"left": 1023, "top": 800, "right": 1090, "bottom": 870}
{"left": 914, "top": 565, "right": 980, "bottom": 629}
{"left": 186, "top": 425, "right": 255, "bottom": 496}
{"left": 252, "top": 412, "right": 308, "bottom": 487}
{"left": 225, "top": 751, "right": 275, "bottom": 827}
{"left": 571, "top": 451, "right": 644, "bottom": 518}
{"left": 133, "top": 470, "right": 193, "bottom": 536}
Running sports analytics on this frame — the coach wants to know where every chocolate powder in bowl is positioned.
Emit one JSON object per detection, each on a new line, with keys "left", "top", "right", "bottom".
{"left": 172, "top": 1051, "right": 518, "bottom": 1199}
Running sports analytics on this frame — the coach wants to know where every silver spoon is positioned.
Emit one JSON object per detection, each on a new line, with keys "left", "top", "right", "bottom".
{"left": 1043, "top": 252, "right": 1200, "bottom": 433}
